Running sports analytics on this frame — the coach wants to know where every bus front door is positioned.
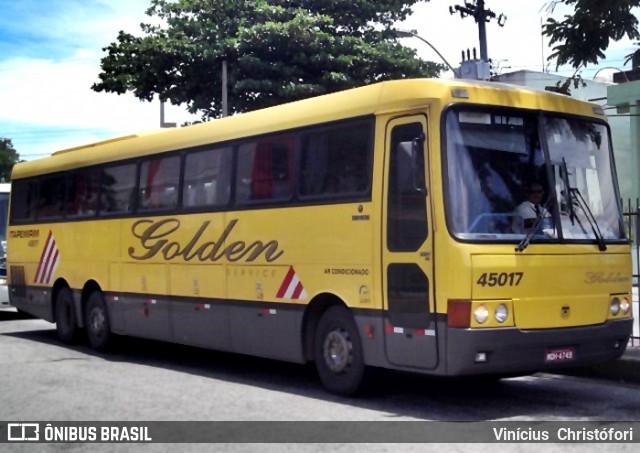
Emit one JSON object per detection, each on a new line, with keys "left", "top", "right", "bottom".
{"left": 382, "top": 115, "right": 438, "bottom": 370}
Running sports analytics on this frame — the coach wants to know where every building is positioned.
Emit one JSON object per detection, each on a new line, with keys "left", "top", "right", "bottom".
{"left": 496, "top": 70, "right": 635, "bottom": 203}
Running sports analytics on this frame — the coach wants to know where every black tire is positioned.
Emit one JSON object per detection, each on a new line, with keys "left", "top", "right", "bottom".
{"left": 55, "top": 287, "right": 79, "bottom": 343}
{"left": 314, "top": 305, "right": 366, "bottom": 396}
{"left": 85, "top": 291, "right": 112, "bottom": 352}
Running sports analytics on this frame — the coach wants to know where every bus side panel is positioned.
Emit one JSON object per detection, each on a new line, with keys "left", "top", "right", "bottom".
{"left": 107, "top": 263, "right": 125, "bottom": 334}
{"left": 226, "top": 263, "right": 304, "bottom": 361}
{"left": 169, "top": 263, "right": 231, "bottom": 351}
{"left": 118, "top": 263, "right": 171, "bottom": 341}
{"left": 228, "top": 303, "right": 305, "bottom": 363}
{"left": 8, "top": 260, "right": 54, "bottom": 322}
{"left": 9, "top": 281, "right": 53, "bottom": 322}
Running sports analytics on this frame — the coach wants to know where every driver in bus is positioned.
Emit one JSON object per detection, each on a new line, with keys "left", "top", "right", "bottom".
{"left": 514, "top": 182, "right": 550, "bottom": 232}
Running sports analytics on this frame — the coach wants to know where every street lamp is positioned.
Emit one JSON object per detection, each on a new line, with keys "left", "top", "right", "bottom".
{"left": 592, "top": 67, "right": 629, "bottom": 83}
{"left": 394, "top": 30, "right": 459, "bottom": 78}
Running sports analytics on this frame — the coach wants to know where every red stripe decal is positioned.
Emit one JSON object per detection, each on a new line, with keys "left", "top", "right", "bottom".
{"left": 44, "top": 249, "right": 59, "bottom": 284}
{"left": 34, "top": 231, "right": 53, "bottom": 283}
{"left": 291, "top": 281, "right": 304, "bottom": 299}
{"left": 276, "top": 266, "right": 295, "bottom": 298}
{"left": 41, "top": 235, "right": 56, "bottom": 283}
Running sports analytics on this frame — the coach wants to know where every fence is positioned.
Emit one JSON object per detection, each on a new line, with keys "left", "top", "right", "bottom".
{"left": 622, "top": 199, "right": 640, "bottom": 346}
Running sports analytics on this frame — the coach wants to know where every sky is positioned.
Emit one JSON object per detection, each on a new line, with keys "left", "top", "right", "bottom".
{"left": 0, "top": 0, "right": 637, "bottom": 161}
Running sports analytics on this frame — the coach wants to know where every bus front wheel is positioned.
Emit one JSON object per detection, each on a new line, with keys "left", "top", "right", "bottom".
{"left": 55, "top": 287, "right": 79, "bottom": 343}
{"left": 314, "top": 305, "right": 366, "bottom": 396}
{"left": 85, "top": 291, "right": 112, "bottom": 352}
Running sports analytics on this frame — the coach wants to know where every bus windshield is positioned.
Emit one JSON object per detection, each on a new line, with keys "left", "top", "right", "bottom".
{"left": 444, "top": 107, "right": 624, "bottom": 243}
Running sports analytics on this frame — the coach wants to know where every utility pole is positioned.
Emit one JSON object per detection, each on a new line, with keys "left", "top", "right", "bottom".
{"left": 450, "top": 0, "right": 506, "bottom": 63}
{"left": 160, "top": 100, "right": 177, "bottom": 128}
{"left": 221, "top": 60, "right": 228, "bottom": 118}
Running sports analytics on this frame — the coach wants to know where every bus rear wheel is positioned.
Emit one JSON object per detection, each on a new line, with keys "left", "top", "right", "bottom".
{"left": 314, "top": 305, "right": 366, "bottom": 396}
{"left": 55, "top": 287, "right": 79, "bottom": 343}
{"left": 85, "top": 291, "right": 112, "bottom": 352}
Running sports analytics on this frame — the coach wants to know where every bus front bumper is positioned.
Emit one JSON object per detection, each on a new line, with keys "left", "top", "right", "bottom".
{"left": 445, "top": 318, "right": 633, "bottom": 376}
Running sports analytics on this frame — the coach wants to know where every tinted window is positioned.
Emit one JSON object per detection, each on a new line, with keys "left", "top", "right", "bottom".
{"left": 37, "top": 175, "right": 66, "bottom": 219}
{"left": 101, "top": 163, "right": 137, "bottom": 214}
{"left": 67, "top": 170, "right": 100, "bottom": 218}
{"left": 387, "top": 122, "right": 428, "bottom": 251}
{"left": 236, "top": 136, "right": 294, "bottom": 203}
{"left": 183, "top": 147, "right": 232, "bottom": 208}
{"left": 10, "top": 180, "right": 38, "bottom": 222}
{"left": 300, "top": 121, "right": 372, "bottom": 197}
{"left": 0, "top": 192, "right": 8, "bottom": 240}
{"left": 387, "top": 263, "right": 430, "bottom": 328}
{"left": 138, "top": 156, "right": 180, "bottom": 211}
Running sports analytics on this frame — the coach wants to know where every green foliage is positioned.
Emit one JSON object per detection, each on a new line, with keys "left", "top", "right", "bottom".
{"left": 92, "top": 0, "right": 443, "bottom": 119}
{"left": 543, "top": 0, "right": 640, "bottom": 69}
{"left": 0, "top": 138, "right": 20, "bottom": 182}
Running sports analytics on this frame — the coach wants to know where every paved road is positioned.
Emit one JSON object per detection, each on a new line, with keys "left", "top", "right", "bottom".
{"left": 1, "top": 310, "right": 639, "bottom": 452}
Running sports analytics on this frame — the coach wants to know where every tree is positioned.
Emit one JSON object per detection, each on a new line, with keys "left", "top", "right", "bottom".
{"left": 542, "top": 0, "right": 640, "bottom": 89}
{"left": 92, "top": 0, "right": 443, "bottom": 119}
{"left": 0, "top": 139, "right": 20, "bottom": 182}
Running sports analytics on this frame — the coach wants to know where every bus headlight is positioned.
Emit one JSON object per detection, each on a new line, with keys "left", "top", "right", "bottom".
{"left": 494, "top": 304, "right": 508, "bottom": 323}
{"left": 474, "top": 305, "right": 489, "bottom": 324}
{"left": 620, "top": 297, "right": 631, "bottom": 315}
{"left": 610, "top": 297, "right": 620, "bottom": 316}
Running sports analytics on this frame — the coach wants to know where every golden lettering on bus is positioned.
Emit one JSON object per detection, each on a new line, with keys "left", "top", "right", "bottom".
{"left": 128, "top": 218, "right": 284, "bottom": 263}
{"left": 584, "top": 271, "right": 629, "bottom": 284}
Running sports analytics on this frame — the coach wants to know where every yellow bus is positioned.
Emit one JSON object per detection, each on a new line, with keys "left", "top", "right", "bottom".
{"left": 7, "top": 78, "right": 633, "bottom": 395}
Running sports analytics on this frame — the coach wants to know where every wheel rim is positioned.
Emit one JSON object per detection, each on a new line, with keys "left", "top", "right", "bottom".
{"left": 323, "top": 328, "right": 353, "bottom": 374}
{"left": 88, "top": 306, "right": 106, "bottom": 337}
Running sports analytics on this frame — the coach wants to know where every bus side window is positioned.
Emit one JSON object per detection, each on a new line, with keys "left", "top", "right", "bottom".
{"left": 299, "top": 120, "right": 372, "bottom": 198}
{"left": 37, "top": 175, "right": 65, "bottom": 219}
{"left": 183, "top": 146, "right": 232, "bottom": 208}
{"left": 236, "top": 136, "right": 294, "bottom": 203}
{"left": 67, "top": 170, "right": 100, "bottom": 217}
{"left": 10, "top": 179, "right": 38, "bottom": 222}
{"left": 138, "top": 156, "right": 180, "bottom": 211}
{"left": 101, "top": 163, "right": 137, "bottom": 214}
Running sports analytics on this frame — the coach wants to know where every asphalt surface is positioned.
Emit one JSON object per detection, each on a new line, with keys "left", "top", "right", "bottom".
{"left": 1, "top": 311, "right": 639, "bottom": 452}
{"left": 561, "top": 344, "right": 640, "bottom": 384}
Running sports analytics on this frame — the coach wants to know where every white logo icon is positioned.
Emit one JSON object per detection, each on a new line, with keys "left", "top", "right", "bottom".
{"left": 7, "top": 423, "right": 40, "bottom": 441}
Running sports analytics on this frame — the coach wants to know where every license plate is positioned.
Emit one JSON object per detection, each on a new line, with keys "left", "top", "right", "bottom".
{"left": 545, "top": 347, "right": 575, "bottom": 363}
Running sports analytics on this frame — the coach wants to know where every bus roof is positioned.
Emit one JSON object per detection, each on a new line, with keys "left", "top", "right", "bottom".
{"left": 12, "top": 78, "right": 604, "bottom": 179}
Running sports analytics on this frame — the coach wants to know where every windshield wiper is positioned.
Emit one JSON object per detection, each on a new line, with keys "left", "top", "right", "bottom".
{"left": 515, "top": 195, "right": 553, "bottom": 252}
{"left": 569, "top": 187, "right": 607, "bottom": 251}
{"left": 560, "top": 158, "right": 577, "bottom": 226}
{"left": 560, "top": 158, "right": 607, "bottom": 251}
